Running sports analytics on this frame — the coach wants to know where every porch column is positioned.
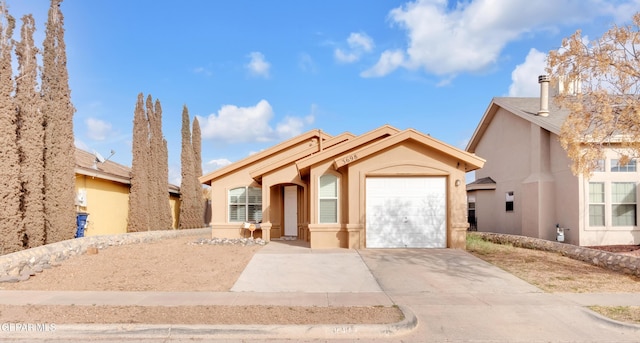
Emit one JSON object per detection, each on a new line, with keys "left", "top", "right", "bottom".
{"left": 261, "top": 183, "right": 271, "bottom": 242}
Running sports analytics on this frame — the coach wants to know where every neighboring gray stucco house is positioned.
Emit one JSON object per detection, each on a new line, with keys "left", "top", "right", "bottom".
{"left": 466, "top": 77, "right": 640, "bottom": 247}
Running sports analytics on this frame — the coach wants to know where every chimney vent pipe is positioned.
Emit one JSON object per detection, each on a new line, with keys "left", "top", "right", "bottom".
{"left": 537, "top": 75, "right": 550, "bottom": 117}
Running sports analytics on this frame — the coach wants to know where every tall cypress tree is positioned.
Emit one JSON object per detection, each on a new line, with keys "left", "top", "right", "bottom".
{"left": 0, "top": 6, "right": 21, "bottom": 254}
{"left": 128, "top": 93, "right": 150, "bottom": 232}
{"left": 179, "top": 105, "right": 201, "bottom": 229}
{"left": 41, "top": 0, "right": 76, "bottom": 244}
{"left": 149, "top": 99, "right": 172, "bottom": 229}
{"left": 192, "top": 117, "right": 204, "bottom": 226}
{"left": 145, "top": 95, "right": 160, "bottom": 230}
{"left": 128, "top": 94, "right": 172, "bottom": 232}
{"left": 192, "top": 117, "right": 203, "bottom": 178}
{"left": 16, "top": 14, "right": 45, "bottom": 248}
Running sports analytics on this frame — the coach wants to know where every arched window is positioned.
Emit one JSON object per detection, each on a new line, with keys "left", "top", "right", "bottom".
{"left": 319, "top": 174, "right": 338, "bottom": 223}
{"left": 229, "top": 187, "right": 262, "bottom": 222}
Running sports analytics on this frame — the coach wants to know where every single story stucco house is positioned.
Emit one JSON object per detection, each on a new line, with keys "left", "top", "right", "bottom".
{"left": 199, "top": 125, "right": 485, "bottom": 249}
{"left": 75, "top": 148, "right": 181, "bottom": 235}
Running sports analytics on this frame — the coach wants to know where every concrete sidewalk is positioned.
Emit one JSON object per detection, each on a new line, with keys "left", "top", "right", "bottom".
{"left": 0, "top": 290, "right": 393, "bottom": 307}
{"left": 1, "top": 240, "right": 640, "bottom": 342}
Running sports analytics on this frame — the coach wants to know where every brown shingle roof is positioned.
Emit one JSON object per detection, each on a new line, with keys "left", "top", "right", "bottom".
{"left": 75, "top": 148, "right": 131, "bottom": 184}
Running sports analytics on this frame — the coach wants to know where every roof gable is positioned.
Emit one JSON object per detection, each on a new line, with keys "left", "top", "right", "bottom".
{"left": 334, "top": 129, "right": 485, "bottom": 172}
{"left": 467, "top": 97, "right": 569, "bottom": 153}
{"left": 249, "top": 132, "right": 355, "bottom": 182}
{"left": 295, "top": 124, "right": 400, "bottom": 175}
{"left": 199, "top": 129, "right": 333, "bottom": 184}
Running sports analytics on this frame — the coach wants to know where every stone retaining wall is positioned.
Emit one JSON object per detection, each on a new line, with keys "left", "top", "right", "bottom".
{"left": 471, "top": 232, "right": 640, "bottom": 278}
{"left": 0, "top": 228, "right": 211, "bottom": 283}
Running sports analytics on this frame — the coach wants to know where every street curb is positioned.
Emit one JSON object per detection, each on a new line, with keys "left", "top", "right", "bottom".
{"left": 581, "top": 307, "right": 640, "bottom": 332}
{"left": 0, "top": 305, "right": 417, "bottom": 341}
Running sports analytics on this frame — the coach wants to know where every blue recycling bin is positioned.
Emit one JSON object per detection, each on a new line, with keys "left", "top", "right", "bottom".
{"left": 75, "top": 212, "right": 89, "bottom": 238}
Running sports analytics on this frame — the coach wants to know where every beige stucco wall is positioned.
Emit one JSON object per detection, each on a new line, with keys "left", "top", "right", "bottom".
{"left": 206, "top": 129, "right": 479, "bottom": 249}
{"left": 75, "top": 175, "right": 130, "bottom": 236}
{"left": 473, "top": 109, "right": 532, "bottom": 234}
{"left": 471, "top": 107, "right": 607, "bottom": 246}
{"left": 208, "top": 138, "right": 314, "bottom": 239}
{"left": 308, "top": 141, "right": 470, "bottom": 249}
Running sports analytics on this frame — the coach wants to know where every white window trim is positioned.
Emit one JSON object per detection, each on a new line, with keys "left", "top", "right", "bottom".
{"left": 584, "top": 179, "right": 639, "bottom": 230}
{"left": 228, "top": 186, "right": 262, "bottom": 223}
{"left": 318, "top": 173, "right": 339, "bottom": 224}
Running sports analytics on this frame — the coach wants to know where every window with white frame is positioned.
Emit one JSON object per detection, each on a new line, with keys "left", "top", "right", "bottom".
{"left": 229, "top": 187, "right": 262, "bottom": 222}
{"left": 319, "top": 174, "right": 338, "bottom": 223}
{"left": 505, "top": 191, "right": 514, "bottom": 212}
{"left": 588, "top": 182, "right": 605, "bottom": 226}
{"left": 611, "top": 182, "right": 637, "bottom": 226}
{"left": 611, "top": 159, "right": 637, "bottom": 172}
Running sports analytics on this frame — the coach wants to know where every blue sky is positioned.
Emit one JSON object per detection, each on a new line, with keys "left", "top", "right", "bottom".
{"left": 5, "top": 0, "right": 640, "bottom": 185}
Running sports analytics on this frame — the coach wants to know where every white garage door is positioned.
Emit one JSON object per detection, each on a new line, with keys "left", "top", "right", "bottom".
{"left": 366, "top": 177, "right": 446, "bottom": 248}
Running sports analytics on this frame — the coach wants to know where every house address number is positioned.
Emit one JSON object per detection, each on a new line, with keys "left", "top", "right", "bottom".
{"left": 341, "top": 153, "right": 358, "bottom": 165}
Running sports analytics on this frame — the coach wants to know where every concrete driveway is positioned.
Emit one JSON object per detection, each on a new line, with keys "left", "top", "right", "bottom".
{"left": 357, "top": 248, "right": 640, "bottom": 342}
{"left": 230, "top": 240, "right": 639, "bottom": 342}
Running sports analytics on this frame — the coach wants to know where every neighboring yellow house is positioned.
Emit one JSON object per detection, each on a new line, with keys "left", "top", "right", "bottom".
{"left": 74, "top": 148, "right": 180, "bottom": 236}
{"left": 199, "top": 125, "right": 485, "bottom": 249}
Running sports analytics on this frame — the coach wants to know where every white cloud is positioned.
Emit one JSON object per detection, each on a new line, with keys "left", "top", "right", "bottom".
{"left": 276, "top": 115, "right": 315, "bottom": 138}
{"left": 361, "top": 50, "right": 405, "bottom": 77}
{"left": 193, "top": 66, "right": 212, "bottom": 77}
{"left": 508, "top": 48, "right": 547, "bottom": 96}
{"left": 298, "top": 53, "right": 317, "bottom": 73}
{"left": 334, "top": 49, "right": 359, "bottom": 63}
{"left": 204, "top": 158, "right": 232, "bottom": 174}
{"left": 74, "top": 139, "right": 90, "bottom": 152}
{"left": 246, "top": 52, "right": 270, "bottom": 78}
{"left": 364, "top": 0, "right": 640, "bottom": 78}
{"left": 198, "top": 100, "right": 314, "bottom": 143}
{"left": 348, "top": 32, "right": 375, "bottom": 52}
{"left": 85, "top": 117, "right": 112, "bottom": 141}
{"left": 334, "top": 32, "right": 375, "bottom": 63}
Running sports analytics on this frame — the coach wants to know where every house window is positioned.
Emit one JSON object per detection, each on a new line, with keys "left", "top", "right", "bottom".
{"left": 229, "top": 187, "right": 262, "bottom": 222}
{"left": 611, "top": 159, "right": 636, "bottom": 172}
{"left": 505, "top": 191, "right": 514, "bottom": 212}
{"left": 594, "top": 159, "right": 605, "bottom": 172}
{"left": 589, "top": 182, "right": 605, "bottom": 226}
{"left": 319, "top": 174, "right": 338, "bottom": 223}
{"left": 611, "top": 182, "right": 637, "bottom": 226}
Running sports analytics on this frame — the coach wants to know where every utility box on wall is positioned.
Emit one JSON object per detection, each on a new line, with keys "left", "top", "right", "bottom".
{"left": 76, "top": 189, "right": 87, "bottom": 207}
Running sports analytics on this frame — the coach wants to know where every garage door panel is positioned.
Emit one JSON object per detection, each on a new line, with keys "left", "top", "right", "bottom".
{"left": 366, "top": 177, "right": 446, "bottom": 248}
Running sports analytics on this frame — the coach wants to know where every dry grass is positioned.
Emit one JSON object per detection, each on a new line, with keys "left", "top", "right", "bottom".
{"left": 588, "top": 306, "right": 640, "bottom": 325}
{"left": 467, "top": 234, "right": 640, "bottom": 324}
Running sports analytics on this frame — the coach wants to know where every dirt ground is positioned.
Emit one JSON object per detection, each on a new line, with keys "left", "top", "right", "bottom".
{"left": 466, "top": 235, "right": 640, "bottom": 324}
{"left": 0, "top": 234, "right": 402, "bottom": 325}
{"left": 1, "top": 234, "right": 639, "bottom": 325}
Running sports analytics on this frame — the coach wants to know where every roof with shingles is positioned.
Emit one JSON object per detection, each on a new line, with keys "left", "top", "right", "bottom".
{"left": 467, "top": 97, "right": 570, "bottom": 153}
{"left": 74, "top": 148, "right": 180, "bottom": 194}
{"left": 75, "top": 148, "right": 131, "bottom": 183}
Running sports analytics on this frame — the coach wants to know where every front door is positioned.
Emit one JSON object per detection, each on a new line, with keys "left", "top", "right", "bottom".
{"left": 284, "top": 186, "right": 298, "bottom": 236}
